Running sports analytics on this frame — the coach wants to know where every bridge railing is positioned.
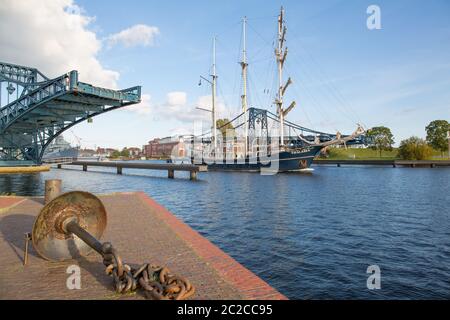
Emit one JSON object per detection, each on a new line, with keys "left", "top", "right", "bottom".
{"left": 42, "top": 157, "right": 77, "bottom": 164}
{"left": 77, "top": 82, "right": 141, "bottom": 104}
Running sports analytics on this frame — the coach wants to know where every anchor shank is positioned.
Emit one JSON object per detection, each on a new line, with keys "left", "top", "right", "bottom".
{"left": 65, "top": 219, "right": 104, "bottom": 255}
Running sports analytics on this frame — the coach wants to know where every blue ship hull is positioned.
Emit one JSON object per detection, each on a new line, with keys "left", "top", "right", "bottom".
{"left": 206, "top": 146, "right": 322, "bottom": 172}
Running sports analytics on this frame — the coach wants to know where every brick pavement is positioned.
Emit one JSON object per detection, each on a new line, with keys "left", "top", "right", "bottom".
{"left": 0, "top": 192, "right": 286, "bottom": 300}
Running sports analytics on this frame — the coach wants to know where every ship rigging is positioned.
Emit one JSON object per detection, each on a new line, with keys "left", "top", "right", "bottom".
{"left": 191, "top": 7, "right": 367, "bottom": 172}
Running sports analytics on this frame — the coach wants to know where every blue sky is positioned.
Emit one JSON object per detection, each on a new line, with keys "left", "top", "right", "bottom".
{"left": 2, "top": 0, "right": 449, "bottom": 149}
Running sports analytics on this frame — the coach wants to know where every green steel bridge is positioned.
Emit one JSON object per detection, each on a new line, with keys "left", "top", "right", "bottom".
{"left": 0, "top": 61, "right": 141, "bottom": 166}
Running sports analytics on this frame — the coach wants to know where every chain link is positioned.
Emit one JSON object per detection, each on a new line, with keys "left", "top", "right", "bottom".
{"left": 101, "top": 242, "right": 195, "bottom": 300}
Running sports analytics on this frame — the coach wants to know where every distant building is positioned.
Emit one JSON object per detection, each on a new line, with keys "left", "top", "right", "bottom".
{"left": 79, "top": 148, "right": 96, "bottom": 157}
{"left": 96, "top": 147, "right": 118, "bottom": 157}
{"left": 127, "top": 147, "right": 141, "bottom": 157}
{"left": 228, "top": 140, "right": 246, "bottom": 159}
{"left": 144, "top": 136, "right": 188, "bottom": 158}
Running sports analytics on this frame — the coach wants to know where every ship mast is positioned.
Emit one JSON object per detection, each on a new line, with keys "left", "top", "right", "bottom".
{"left": 211, "top": 36, "right": 218, "bottom": 153}
{"left": 240, "top": 16, "right": 248, "bottom": 155}
{"left": 275, "top": 6, "right": 295, "bottom": 146}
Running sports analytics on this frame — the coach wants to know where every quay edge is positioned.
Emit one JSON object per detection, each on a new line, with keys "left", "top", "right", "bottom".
{"left": 0, "top": 191, "right": 286, "bottom": 300}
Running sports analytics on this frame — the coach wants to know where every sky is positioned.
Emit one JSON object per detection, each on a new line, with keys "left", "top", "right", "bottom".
{"left": 0, "top": 0, "right": 449, "bottom": 149}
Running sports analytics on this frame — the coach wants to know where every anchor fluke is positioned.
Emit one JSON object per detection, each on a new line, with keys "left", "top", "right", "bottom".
{"left": 32, "top": 191, "right": 107, "bottom": 261}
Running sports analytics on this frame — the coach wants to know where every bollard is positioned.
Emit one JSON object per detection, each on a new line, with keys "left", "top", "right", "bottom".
{"left": 44, "top": 179, "right": 62, "bottom": 204}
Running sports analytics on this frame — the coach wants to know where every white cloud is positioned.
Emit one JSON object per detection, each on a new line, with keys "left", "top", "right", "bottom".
{"left": 167, "top": 91, "right": 187, "bottom": 106}
{"left": 106, "top": 24, "right": 159, "bottom": 48}
{"left": 0, "top": 0, "right": 119, "bottom": 88}
{"left": 169, "top": 126, "right": 194, "bottom": 136}
{"left": 124, "top": 93, "right": 152, "bottom": 115}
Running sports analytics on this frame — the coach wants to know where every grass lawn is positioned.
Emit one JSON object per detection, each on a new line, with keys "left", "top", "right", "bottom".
{"left": 319, "top": 147, "right": 398, "bottom": 160}
{"left": 317, "top": 147, "right": 449, "bottom": 160}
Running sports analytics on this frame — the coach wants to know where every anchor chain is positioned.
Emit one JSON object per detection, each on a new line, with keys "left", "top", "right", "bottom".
{"left": 101, "top": 242, "right": 195, "bottom": 300}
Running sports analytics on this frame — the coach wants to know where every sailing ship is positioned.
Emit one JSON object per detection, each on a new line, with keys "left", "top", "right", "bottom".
{"left": 191, "top": 7, "right": 366, "bottom": 172}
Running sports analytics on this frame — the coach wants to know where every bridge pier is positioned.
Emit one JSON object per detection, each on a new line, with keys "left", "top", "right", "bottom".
{"left": 190, "top": 171, "right": 197, "bottom": 181}
{"left": 83, "top": 164, "right": 87, "bottom": 171}
{"left": 168, "top": 169, "right": 174, "bottom": 179}
{"left": 117, "top": 166, "right": 122, "bottom": 175}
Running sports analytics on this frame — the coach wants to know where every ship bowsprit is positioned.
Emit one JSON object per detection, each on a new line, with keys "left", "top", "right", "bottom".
{"left": 0, "top": 61, "right": 141, "bottom": 166}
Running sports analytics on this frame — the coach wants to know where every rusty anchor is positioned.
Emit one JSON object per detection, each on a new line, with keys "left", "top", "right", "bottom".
{"left": 27, "top": 180, "right": 194, "bottom": 300}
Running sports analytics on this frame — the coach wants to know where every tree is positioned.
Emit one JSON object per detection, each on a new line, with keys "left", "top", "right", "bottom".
{"left": 120, "top": 148, "right": 130, "bottom": 158}
{"left": 366, "top": 126, "right": 394, "bottom": 157}
{"left": 111, "top": 150, "right": 121, "bottom": 158}
{"left": 398, "top": 136, "right": 433, "bottom": 160}
{"left": 426, "top": 120, "right": 449, "bottom": 157}
{"left": 216, "top": 118, "right": 235, "bottom": 139}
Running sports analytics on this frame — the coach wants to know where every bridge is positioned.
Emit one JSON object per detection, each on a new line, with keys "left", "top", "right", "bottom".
{"left": 55, "top": 160, "right": 208, "bottom": 180}
{"left": 0, "top": 61, "right": 141, "bottom": 166}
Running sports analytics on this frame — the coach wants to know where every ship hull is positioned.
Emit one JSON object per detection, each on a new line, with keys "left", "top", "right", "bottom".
{"left": 204, "top": 146, "right": 322, "bottom": 172}
{"left": 42, "top": 147, "right": 79, "bottom": 160}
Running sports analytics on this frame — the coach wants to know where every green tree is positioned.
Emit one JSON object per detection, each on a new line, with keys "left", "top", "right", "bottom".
{"left": 366, "top": 126, "right": 395, "bottom": 157}
{"left": 398, "top": 136, "right": 433, "bottom": 160}
{"left": 111, "top": 150, "right": 121, "bottom": 158}
{"left": 426, "top": 120, "right": 449, "bottom": 157}
{"left": 120, "top": 148, "right": 130, "bottom": 158}
{"left": 216, "top": 118, "right": 235, "bottom": 139}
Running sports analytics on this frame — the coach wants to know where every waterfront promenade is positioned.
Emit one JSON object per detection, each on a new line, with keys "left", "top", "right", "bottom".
{"left": 0, "top": 192, "right": 285, "bottom": 300}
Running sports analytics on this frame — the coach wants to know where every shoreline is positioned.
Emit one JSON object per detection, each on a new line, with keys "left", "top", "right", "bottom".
{"left": 313, "top": 159, "right": 450, "bottom": 167}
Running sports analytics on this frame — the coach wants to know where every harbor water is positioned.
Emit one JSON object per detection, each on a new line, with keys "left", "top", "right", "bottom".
{"left": 1, "top": 162, "right": 449, "bottom": 299}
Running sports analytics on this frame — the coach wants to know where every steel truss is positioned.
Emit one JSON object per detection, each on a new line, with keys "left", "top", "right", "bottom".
{"left": 0, "top": 61, "right": 141, "bottom": 166}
